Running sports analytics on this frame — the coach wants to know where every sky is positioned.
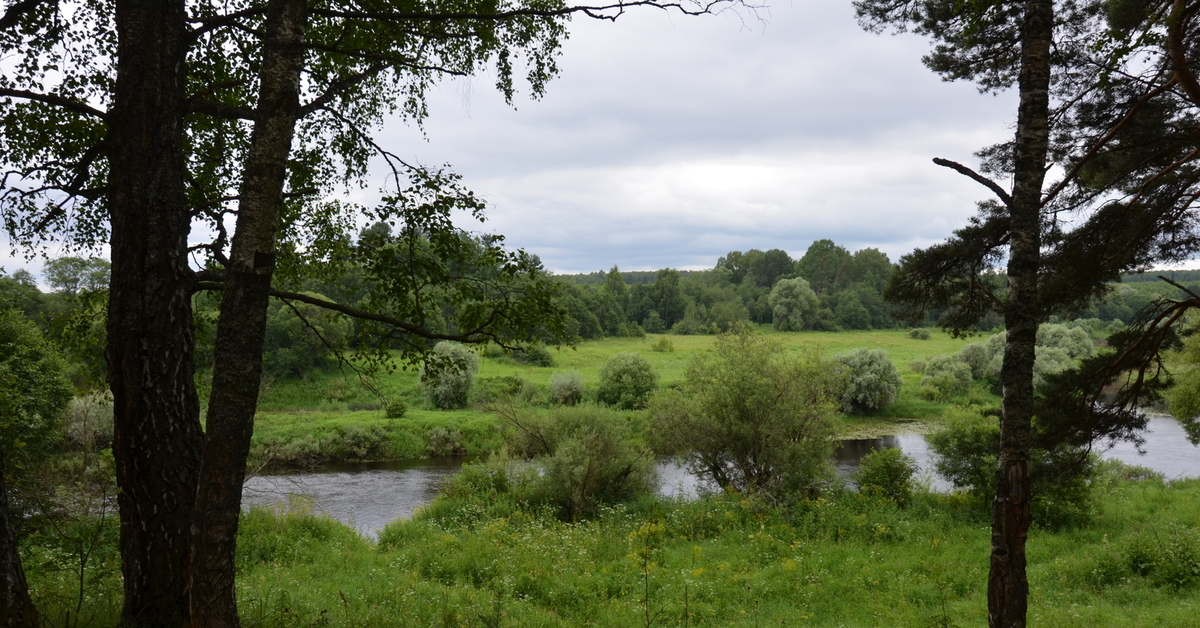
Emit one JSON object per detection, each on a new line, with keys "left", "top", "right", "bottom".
{"left": 369, "top": 0, "right": 1018, "bottom": 273}
{"left": 3, "top": 0, "right": 1021, "bottom": 280}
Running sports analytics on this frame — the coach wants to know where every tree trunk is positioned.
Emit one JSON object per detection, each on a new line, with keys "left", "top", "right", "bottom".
{"left": 107, "top": 1, "right": 204, "bottom": 626}
{"left": 188, "top": 1, "right": 307, "bottom": 626}
{"left": 988, "top": 2, "right": 1053, "bottom": 627}
{"left": 0, "top": 451, "right": 38, "bottom": 628}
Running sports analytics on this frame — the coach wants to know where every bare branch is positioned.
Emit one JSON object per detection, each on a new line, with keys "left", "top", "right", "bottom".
{"left": 308, "top": 0, "right": 747, "bottom": 23}
{"left": 932, "top": 157, "right": 1013, "bottom": 207}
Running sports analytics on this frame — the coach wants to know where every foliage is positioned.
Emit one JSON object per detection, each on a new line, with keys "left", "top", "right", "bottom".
{"left": 547, "top": 371, "right": 585, "bottom": 405}
{"left": 510, "top": 344, "right": 555, "bottom": 367}
{"left": 61, "top": 390, "right": 114, "bottom": 452}
{"left": 853, "top": 447, "right": 918, "bottom": 507}
{"left": 385, "top": 396, "right": 408, "bottom": 419}
{"left": 1124, "top": 523, "right": 1200, "bottom": 590}
{"left": 0, "top": 309, "right": 72, "bottom": 467}
{"left": 647, "top": 330, "right": 840, "bottom": 498}
{"left": 926, "top": 406, "right": 1098, "bottom": 528}
{"left": 491, "top": 405, "right": 656, "bottom": 520}
{"left": 259, "top": 293, "right": 353, "bottom": 378}
{"left": 596, "top": 352, "right": 658, "bottom": 410}
{"left": 908, "top": 328, "right": 931, "bottom": 340}
{"left": 835, "top": 348, "right": 903, "bottom": 414}
{"left": 41, "top": 257, "right": 109, "bottom": 296}
{"left": 768, "top": 277, "right": 819, "bottom": 331}
{"left": 919, "top": 355, "right": 973, "bottom": 401}
{"left": 420, "top": 342, "right": 480, "bottom": 410}
{"left": 649, "top": 337, "right": 674, "bottom": 352}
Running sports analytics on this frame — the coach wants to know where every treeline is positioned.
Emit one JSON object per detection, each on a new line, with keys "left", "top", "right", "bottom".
{"left": 554, "top": 239, "right": 899, "bottom": 338}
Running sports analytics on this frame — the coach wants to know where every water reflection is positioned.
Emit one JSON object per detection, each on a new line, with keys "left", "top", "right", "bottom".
{"left": 243, "top": 416, "right": 1197, "bottom": 538}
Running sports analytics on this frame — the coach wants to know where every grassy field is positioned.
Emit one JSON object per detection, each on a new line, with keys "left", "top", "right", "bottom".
{"left": 248, "top": 327, "right": 995, "bottom": 466}
{"left": 30, "top": 466, "right": 1200, "bottom": 627}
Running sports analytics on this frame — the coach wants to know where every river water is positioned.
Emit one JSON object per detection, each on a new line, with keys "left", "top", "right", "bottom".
{"left": 242, "top": 415, "right": 1199, "bottom": 538}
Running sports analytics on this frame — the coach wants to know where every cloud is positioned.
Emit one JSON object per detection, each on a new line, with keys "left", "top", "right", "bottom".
{"left": 369, "top": 0, "right": 1018, "bottom": 272}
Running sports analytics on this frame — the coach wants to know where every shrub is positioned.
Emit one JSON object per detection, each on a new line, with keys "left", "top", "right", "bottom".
{"left": 835, "top": 348, "right": 902, "bottom": 414}
{"left": 420, "top": 342, "right": 480, "bottom": 409}
{"left": 919, "top": 355, "right": 972, "bottom": 401}
{"left": 956, "top": 342, "right": 990, "bottom": 380}
{"left": 547, "top": 371, "right": 585, "bottom": 405}
{"left": 908, "top": 359, "right": 926, "bottom": 373}
{"left": 62, "top": 390, "right": 114, "bottom": 451}
{"left": 649, "top": 337, "right": 674, "bottom": 353}
{"left": 1125, "top": 523, "right": 1200, "bottom": 589}
{"left": 510, "top": 344, "right": 555, "bottom": 367}
{"left": 497, "top": 405, "right": 656, "bottom": 520}
{"left": 926, "top": 406, "right": 1098, "bottom": 528}
{"left": 853, "top": 447, "right": 918, "bottom": 507}
{"left": 647, "top": 329, "right": 840, "bottom": 498}
{"left": 384, "top": 396, "right": 407, "bottom": 419}
{"left": 426, "top": 427, "right": 466, "bottom": 456}
{"left": 597, "top": 352, "right": 658, "bottom": 409}
{"left": 908, "top": 327, "right": 932, "bottom": 340}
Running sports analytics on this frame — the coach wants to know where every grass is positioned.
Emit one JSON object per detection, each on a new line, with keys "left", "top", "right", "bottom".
{"left": 28, "top": 469, "right": 1200, "bottom": 626}
{"left": 246, "top": 327, "right": 995, "bottom": 466}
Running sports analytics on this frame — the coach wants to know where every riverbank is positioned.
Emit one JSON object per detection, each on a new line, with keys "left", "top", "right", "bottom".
{"left": 29, "top": 467, "right": 1200, "bottom": 626}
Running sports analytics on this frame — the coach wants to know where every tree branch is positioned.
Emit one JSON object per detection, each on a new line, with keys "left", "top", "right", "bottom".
{"left": 932, "top": 157, "right": 1013, "bottom": 207}
{"left": 0, "top": 0, "right": 53, "bottom": 32}
{"left": 309, "top": 0, "right": 750, "bottom": 24}
{"left": 1169, "top": 0, "right": 1200, "bottom": 108}
{"left": 0, "top": 88, "right": 108, "bottom": 120}
{"left": 187, "top": 99, "right": 256, "bottom": 121}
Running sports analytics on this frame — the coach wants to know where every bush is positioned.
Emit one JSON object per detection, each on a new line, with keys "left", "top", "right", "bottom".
{"left": 597, "top": 352, "right": 657, "bottom": 409}
{"left": 510, "top": 344, "right": 555, "bottom": 367}
{"left": 384, "top": 396, "right": 407, "bottom": 419}
{"left": 649, "top": 337, "right": 674, "bottom": 353}
{"left": 1125, "top": 523, "right": 1200, "bottom": 589}
{"left": 62, "top": 390, "right": 114, "bottom": 451}
{"left": 547, "top": 371, "right": 585, "bottom": 406}
{"left": 647, "top": 329, "right": 840, "bottom": 498}
{"left": 926, "top": 406, "right": 1098, "bottom": 528}
{"left": 496, "top": 405, "right": 656, "bottom": 520}
{"left": 908, "top": 359, "right": 926, "bottom": 373}
{"left": 835, "top": 348, "right": 902, "bottom": 414}
{"left": 956, "top": 342, "right": 990, "bottom": 380}
{"left": 853, "top": 447, "right": 918, "bottom": 507}
{"left": 426, "top": 427, "right": 465, "bottom": 456}
{"left": 919, "top": 355, "right": 972, "bottom": 401}
{"left": 908, "top": 327, "right": 932, "bottom": 340}
{"left": 420, "top": 342, "right": 480, "bottom": 409}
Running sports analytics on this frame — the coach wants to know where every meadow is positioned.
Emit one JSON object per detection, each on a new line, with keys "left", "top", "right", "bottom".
{"left": 248, "top": 327, "right": 993, "bottom": 467}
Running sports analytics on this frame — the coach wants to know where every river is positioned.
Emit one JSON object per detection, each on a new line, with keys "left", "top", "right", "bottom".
{"left": 242, "top": 415, "right": 1199, "bottom": 538}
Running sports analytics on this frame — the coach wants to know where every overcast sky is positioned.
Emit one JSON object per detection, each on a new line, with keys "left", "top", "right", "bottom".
{"left": 3, "top": 0, "right": 1021, "bottom": 280}
{"left": 371, "top": 0, "right": 1017, "bottom": 273}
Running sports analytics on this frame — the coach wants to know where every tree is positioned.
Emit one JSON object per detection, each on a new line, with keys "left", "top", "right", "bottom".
{"left": 42, "top": 257, "right": 110, "bottom": 296}
{"left": 835, "top": 348, "right": 902, "bottom": 414}
{"left": 0, "top": 309, "right": 72, "bottom": 628}
{"left": 768, "top": 276, "right": 818, "bottom": 331}
{"left": 597, "top": 352, "right": 658, "bottom": 409}
{"left": 647, "top": 329, "right": 840, "bottom": 497}
{"left": 794, "top": 239, "right": 852, "bottom": 295}
{"left": 2, "top": 0, "right": 753, "bottom": 625}
{"left": 857, "top": 1, "right": 1200, "bottom": 625}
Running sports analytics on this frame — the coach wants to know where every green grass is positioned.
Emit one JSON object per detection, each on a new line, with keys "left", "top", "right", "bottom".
{"left": 246, "top": 328, "right": 996, "bottom": 466}
{"left": 31, "top": 471, "right": 1200, "bottom": 627}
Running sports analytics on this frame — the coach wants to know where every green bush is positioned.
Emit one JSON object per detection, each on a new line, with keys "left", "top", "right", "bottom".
{"left": 384, "top": 396, "right": 407, "bottom": 419}
{"left": 956, "top": 342, "right": 990, "bottom": 380}
{"left": 1125, "top": 523, "right": 1200, "bottom": 589}
{"left": 426, "top": 427, "right": 465, "bottom": 456}
{"left": 908, "top": 327, "right": 932, "bottom": 340}
{"left": 647, "top": 329, "right": 840, "bottom": 498}
{"left": 852, "top": 447, "right": 918, "bottom": 507}
{"left": 919, "top": 355, "right": 972, "bottom": 401}
{"left": 510, "top": 344, "right": 555, "bottom": 367}
{"left": 835, "top": 348, "right": 902, "bottom": 414}
{"left": 420, "top": 342, "right": 480, "bottom": 409}
{"left": 62, "top": 390, "right": 114, "bottom": 451}
{"left": 547, "top": 371, "right": 585, "bottom": 405}
{"left": 597, "top": 352, "right": 657, "bottom": 409}
{"left": 926, "top": 406, "right": 1098, "bottom": 528}
{"left": 496, "top": 405, "right": 656, "bottom": 520}
{"left": 649, "top": 337, "right": 674, "bottom": 353}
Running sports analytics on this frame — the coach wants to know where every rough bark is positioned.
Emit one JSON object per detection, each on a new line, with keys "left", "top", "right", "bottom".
{"left": 988, "top": 1, "right": 1053, "bottom": 627}
{"left": 107, "top": 1, "right": 204, "bottom": 626}
{"left": 188, "top": 1, "right": 308, "bottom": 626}
{"left": 0, "top": 450, "right": 38, "bottom": 628}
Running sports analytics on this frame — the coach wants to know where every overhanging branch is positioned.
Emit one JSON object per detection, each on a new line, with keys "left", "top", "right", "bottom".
{"left": 0, "top": 88, "right": 108, "bottom": 121}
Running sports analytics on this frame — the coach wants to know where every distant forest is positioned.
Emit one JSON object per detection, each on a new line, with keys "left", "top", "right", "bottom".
{"left": 4, "top": 239, "right": 1200, "bottom": 386}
